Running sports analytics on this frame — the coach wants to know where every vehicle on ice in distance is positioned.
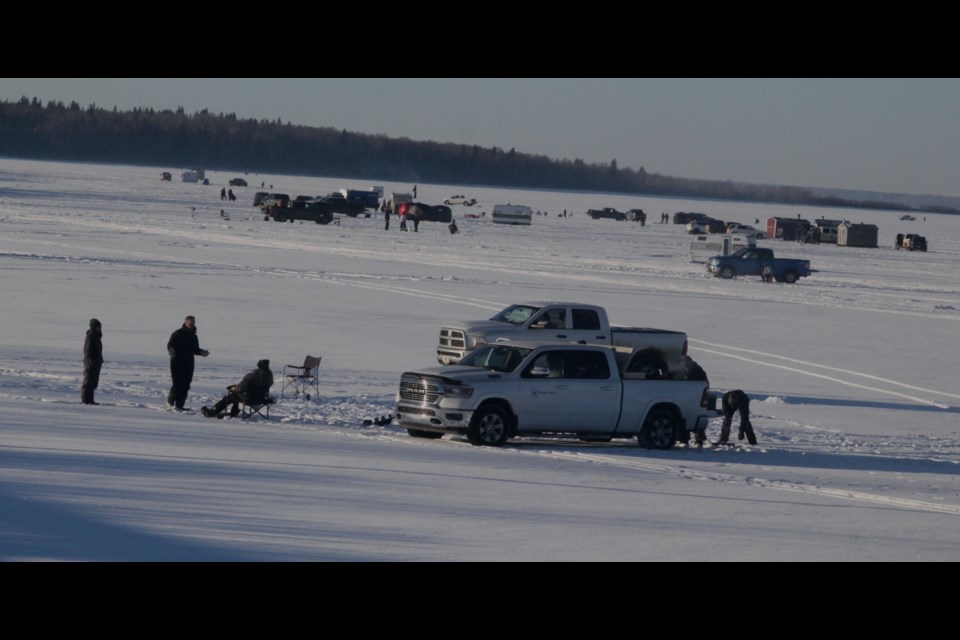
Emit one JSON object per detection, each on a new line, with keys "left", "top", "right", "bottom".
{"left": 405, "top": 202, "right": 453, "bottom": 223}
{"left": 436, "top": 302, "right": 688, "bottom": 370}
{"left": 707, "top": 247, "right": 813, "bottom": 283}
{"left": 726, "top": 223, "right": 766, "bottom": 239}
{"left": 229, "top": 178, "right": 248, "bottom": 187}
{"left": 443, "top": 195, "right": 477, "bottom": 206}
{"left": 900, "top": 214, "right": 917, "bottom": 221}
{"left": 396, "top": 341, "right": 715, "bottom": 448}
{"left": 587, "top": 207, "right": 627, "bottom": 221}
{"left": 896, "top": 233, "right": 927, "bottom": 252}
{"left": 686, "top": 219, "right": 726, "bottom": 234}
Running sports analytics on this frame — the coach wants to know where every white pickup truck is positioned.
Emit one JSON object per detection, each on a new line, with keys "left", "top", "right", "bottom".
{"left": 398, "top": 341, "right": 714, "bottom": 448}
{"left": 437, "top": 302, "right": 688, "bottom": 370}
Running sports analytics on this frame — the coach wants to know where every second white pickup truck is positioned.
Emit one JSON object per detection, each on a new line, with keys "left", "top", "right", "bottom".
{"left": 437, "top": 302, "right": 688, "bottom": 371}
{"left": 398, "top": 341, "right": 714, "bottom": 448}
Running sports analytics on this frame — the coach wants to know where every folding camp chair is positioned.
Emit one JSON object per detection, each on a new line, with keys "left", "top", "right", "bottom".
{"left": 226, "top": 384, "right": 275, "bottom": 419}
{"left": 281, "top": 355, "right": 321, "bottom": 399}
{"left": 238, "top": 391, "right": 275, "bottom": 419}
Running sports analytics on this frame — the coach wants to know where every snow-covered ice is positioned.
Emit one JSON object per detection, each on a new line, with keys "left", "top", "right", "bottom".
{"left": 1, "top": 158, "right": 959, "bottom": 560}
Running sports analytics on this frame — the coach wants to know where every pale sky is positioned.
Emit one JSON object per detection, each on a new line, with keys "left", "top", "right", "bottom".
{"left": 2, "top": 78, "right": 958, "bottom": 197}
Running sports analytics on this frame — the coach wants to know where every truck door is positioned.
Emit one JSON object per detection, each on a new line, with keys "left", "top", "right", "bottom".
{"left": 557, "top": 350, "right": 620, "bottom": 432}
{"left": 517, "top": 350, "right": 620, "bottom": 433}
{"left": 568, "top": 307, "right": 608, "bottom": 345}
{"left": 525, "top": 307, "right": 570, "bottom": 342}
{"left": 517, "top": 350, "right": 569, "bottom": 431}
{"left": 738, "top": 249, "right": 763, "bottom": 275}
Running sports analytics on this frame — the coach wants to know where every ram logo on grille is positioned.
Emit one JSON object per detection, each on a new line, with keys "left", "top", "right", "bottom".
{"left": 400, "top": 376, "right": 441, "bottom": 403}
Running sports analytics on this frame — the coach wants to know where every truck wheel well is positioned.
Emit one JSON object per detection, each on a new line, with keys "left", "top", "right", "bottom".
{"left": 476, "top": 399, "right": 517, "bottom": 435}
{"left": 647, "top": 403, "right": 684, "bottom": 430}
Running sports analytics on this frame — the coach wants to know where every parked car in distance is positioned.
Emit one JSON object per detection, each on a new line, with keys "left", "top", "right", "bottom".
{"left": 410, "top": 203, "right": 453, "bottom": 223}
{"left": 686, "top": 219, "right": 725, "bottom": 234}
{"left": 587, "top": 207, "right": 627, "bottom": 221}
{"left": 443, "top": 195, "right": 478, "bottom": 206}
{"left": 726, "top": 224, "right": 766, "bottom": 239}
{"left": 900, "top": 214, "right": 917, "bottom": 221}
{"left": 229, "top": 178, "right": 248, "bottom": 187}
{"left": 290, "top": 195, "right": 316, "bottom": 210}
{"left": 260, "top": 193, "right": 291, "bottom": 214}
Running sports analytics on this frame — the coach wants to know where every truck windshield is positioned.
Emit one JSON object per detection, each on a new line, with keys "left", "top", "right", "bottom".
{"left": 459, "top": 345, "right": 532, "bottom": 373}
{"left": 490, "top": 305, "right": 540, "bottom": 325}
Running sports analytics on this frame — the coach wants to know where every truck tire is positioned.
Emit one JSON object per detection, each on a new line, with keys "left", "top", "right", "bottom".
{"left": 274, "top": 212, "right": 287, "bottom": 222}
{"left": 638, "top": 408, "right": 679, "bottom": 450}
{"left": 719, "top": 265, "right": 735, "bottom": 279}
{"left": 783, "top": 269, "right": 798, "bottom": 284}
{"left": 407, "top": 428, "right": 444, "bottom": 440}
{"left": 467, "top": 405, "right": 510, "bottom": 447}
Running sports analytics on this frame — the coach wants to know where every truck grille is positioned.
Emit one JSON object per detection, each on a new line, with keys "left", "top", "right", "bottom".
{"left": 400, "top": 375, "right": 441, "bottom": 404}
{"left": 439, "top": 328, "right": 466, "bottom": 349}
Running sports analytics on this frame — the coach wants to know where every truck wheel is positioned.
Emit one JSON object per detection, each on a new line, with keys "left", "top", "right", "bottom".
{"left": 783, "top": 269, "right": 798, "bottom": 284}
{"left": 467, "top": 405, "right": 510, "bottom": 446}
{"left": 638, "top": 408, "right": 678, "bottom": 450}
{"left": 719, "top": 265, "right": 735, "bottom": 279}
{"left": 407, "top": 429, "right": 444, "bottom": 440}
{"left": 274, "top": 212, "right": 287, "bottom": 222}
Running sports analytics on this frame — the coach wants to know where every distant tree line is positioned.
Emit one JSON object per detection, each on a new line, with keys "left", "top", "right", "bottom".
{"left": 1, "top": 97, "right": 956, "bottom": 215}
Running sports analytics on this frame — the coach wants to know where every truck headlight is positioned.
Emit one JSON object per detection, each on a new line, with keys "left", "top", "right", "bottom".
{"left": 468, "top": 335, "right": 486, "bottom": 348}
{"left": 444, "top": 384, "right": 474, "bottom": 398}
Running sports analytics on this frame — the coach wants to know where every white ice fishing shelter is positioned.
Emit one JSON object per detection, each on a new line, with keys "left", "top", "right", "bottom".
{"left": 689, "top": 234, "right": 756, "bottom": 263}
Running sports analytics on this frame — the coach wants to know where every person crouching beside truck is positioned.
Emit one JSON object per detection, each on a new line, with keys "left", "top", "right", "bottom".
{"left": 716, "top": 389, "right": 756, "bottom": 445}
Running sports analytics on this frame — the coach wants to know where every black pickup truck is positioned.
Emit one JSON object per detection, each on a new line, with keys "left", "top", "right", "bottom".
{"left": 587, "top": 207, "right": 627, "bottom": 221}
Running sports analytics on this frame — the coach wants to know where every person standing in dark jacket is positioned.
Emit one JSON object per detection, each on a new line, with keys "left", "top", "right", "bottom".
{"left": 82, "top": 318, "right": 104, "bottom": 405}
{"left": 166, "top": 315, "right": 209, "bottom": 410}
{"left": 201, "top": 359, "right": 274, "bottom": 418}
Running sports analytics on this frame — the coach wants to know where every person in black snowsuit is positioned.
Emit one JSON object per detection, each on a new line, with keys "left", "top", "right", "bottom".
{"left": 228, "top": 189, "right": 236, "bottom": 202}
{"left": 166, "top": 315, "right": 209, "bottom": 410}
{"left": 449, "top": 219, "right": 459, "bottom": 234}
{"left": 384, "top": 208, "right": 390, "bottom": 230}
{"left": 220, "top": 187, "right": 226, "bottom": 201}
{"left": 717, "top": 389, "right": 756, "bottom": 445}
{"left": 82, "top": 318, "right": 104, "bottom": 405}
{"left": 202, "top": 359, "right": 274, "bottom": 418}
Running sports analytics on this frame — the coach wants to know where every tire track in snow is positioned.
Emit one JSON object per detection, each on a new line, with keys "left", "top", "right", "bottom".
{"left": 374, "top": 432, "right": 960, "bottom": 515}
{"left": 547, "top": 450, "right": 960, "bottom": 516}
{"left": 690, "top": 339, "right": 958, "bottom": 408}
